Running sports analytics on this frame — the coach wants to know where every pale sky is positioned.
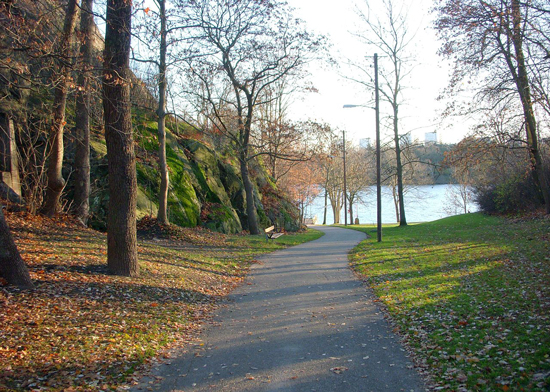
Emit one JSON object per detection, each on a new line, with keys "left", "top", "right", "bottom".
{"left": 286, "top": 0, "right": 467, "bottom": 145}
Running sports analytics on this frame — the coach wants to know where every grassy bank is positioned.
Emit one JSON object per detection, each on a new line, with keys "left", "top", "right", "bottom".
{"left": 0, "top": 213, "right": 322, "bottom": 391}
{"left": 350, "top": 213, "right": 550, "bottom": 391}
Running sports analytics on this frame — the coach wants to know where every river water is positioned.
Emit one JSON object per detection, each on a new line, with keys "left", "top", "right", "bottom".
{"left": 306, "top": 184, "right": 478, "bottom": 225}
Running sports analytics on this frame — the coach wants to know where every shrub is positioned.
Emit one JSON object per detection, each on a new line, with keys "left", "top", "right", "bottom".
{"left": 474, "top": 171, "right": 545, "bottom": 213}
{"left": 473, "top": 185, "right": 498, "bottom": 213}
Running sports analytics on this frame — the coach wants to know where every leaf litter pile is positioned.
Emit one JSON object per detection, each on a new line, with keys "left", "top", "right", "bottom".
{"left": 351, "top": 213, "right": 550, "bottom": 391}
{"left": 0, "top": 212, "right": 318, "bottom": 391}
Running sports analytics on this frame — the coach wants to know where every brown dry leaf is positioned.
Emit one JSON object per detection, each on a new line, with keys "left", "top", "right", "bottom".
{"left": 1, "top": 211, "right": 264, "bottom": 391}
{"left": 330, "top": 367, "right": 348, "bottom": 374}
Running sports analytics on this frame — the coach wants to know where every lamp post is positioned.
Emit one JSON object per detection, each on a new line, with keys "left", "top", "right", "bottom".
{"left": 342, "top": 130, "right": 347, "bottom": 226}
{"left": 374, "top": 53, "right": 381, "bottom": 242}
{"left": 343, "top": 52, "right": 382, "bottom": 241}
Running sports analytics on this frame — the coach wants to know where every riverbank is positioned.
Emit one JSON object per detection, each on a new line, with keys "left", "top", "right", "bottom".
{"left": 350, "top": 212, "right": 550, "bottom": 391}
{"left": 307, "top": 184, "right": 478, "bottom": 225}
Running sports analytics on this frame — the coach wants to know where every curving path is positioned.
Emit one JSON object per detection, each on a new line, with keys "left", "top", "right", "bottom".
{"left": 131, "top": 226, "right": 426, "bottom": 392}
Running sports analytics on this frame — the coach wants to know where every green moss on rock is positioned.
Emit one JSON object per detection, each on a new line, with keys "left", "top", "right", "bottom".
{"left": 165, "top": 144, "right": 201, "bottom": 227}
{"left": 137, "top": 186, "right": 158, "bottom": 219}
{"left": 87, "top": 109, "right": 299, "bottom": 234}
{"left": 181, "top": 139, "right": 242, "bottom": 233}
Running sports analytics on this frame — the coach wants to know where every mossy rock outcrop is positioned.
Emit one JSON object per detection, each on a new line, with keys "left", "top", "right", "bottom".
{"left": 180, "top": 139, "right": 242, "bottom": 234}
{"left": 76, "top": 116, "right": 301, "bottom": 234}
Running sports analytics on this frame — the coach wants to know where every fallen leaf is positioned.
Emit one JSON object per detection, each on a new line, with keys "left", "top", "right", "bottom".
{"left": 330, "top": 367, "right": 348, "bottom": 374}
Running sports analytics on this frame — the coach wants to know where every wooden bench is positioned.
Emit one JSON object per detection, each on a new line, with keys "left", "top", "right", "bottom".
{"left": 265, "top": 226, "right": 284, "bottom": 242}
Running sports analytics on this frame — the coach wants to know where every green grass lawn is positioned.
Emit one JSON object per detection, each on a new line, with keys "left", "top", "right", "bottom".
{"left": 350, "top": 213, "right": 550, "bottom": 391}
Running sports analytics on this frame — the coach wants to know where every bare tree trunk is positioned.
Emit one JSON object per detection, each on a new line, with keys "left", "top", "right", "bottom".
{"left": 0, "top": 208, "right": 34, "bottom": 289}
{"left": 392, "top": 185, "right": 399, "bottom": 223}
{"left": 0, "top": 114, "right": 22, "bottom": 200}
{"left": 73, "top": 0, "right": 93, "bottom": 225}
{"left": 240, "top": 157, "right": 260, "bottom": 234}
{"left": 510, "top": 0, "right": 550, "bottom": 214}
{"left": 349, "top": 198, "right": 354, "bottom": 224}
{"left": 0, "top": 113, "right": 11, "bottom": 173}
{"left": 393, "top": 105, "right": 407, "bottom": 226}
{"left": 42, "top": 0, "right": 80, "bottom": 217}
{"left": 331, "top": 196, "right": 341, "bottom": 224}
{"left": 103, "top": 0, "right": 138, "bottom": 277}
{"left": 322, "top": 188, "right": 328, "bottom": 225}
{"left": 157, "top": 0, "right": 169, "bottom": 225}
{"left": 238, "top": 102, "right": 260, "bottom": 235}
{"left": 461, "top": 186, "right": 468, "bottom": 214}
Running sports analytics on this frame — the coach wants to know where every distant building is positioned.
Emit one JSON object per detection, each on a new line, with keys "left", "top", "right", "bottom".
{"left": 425, "top": 131, "right": 438, "bottom": 144}
{"left": 401, "top": 133, "right": 413, "bottom": 146}
{"left": 359, "top": 138, "right": 371, "bottom": 149}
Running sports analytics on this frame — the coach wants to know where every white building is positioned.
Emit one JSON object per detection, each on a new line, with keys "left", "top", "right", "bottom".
{"left": 359, "top": 138, "right": 371, "bottom": 149}
{"left": 425, "top": 131, "right": 438, "bottom": 144}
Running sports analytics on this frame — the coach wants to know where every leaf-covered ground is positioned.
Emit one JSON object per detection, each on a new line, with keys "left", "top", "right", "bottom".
{"left": 0, "top": 212, "right": 322, "bottom": 391}
{"left": 350, "top": 213, "right": 550, "bottom": 391}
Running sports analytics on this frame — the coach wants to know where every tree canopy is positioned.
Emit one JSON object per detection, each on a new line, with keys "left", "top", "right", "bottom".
{"left": 434, "top": 0, "right": 550, "bottom": 213}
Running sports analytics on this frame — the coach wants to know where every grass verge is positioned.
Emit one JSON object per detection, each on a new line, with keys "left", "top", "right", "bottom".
{"left": 0, "top": 212, "right": 323, "bottom": 391}
{"left": 350, "top": 213, "right": 550, "bottom": 391}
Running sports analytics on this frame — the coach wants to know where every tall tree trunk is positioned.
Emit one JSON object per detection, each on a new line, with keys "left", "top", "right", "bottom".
{"left": 42, "top": 0, "right": 80, "bottom": 217}
{"left": 322, "top": 187, "right": 328, "bottom": 225}
{"left": 238, "top": 103, "right": 260, "bottom": 235}
{"left": 0, "top": 208, "right": 34, "bottom": 289}
{"left": 349, "top": 198, "right": 354, "bottom": 224}
{"left": 393, "top": 104, "right": 407, "bottom": 226}
{"left": 103, "top": 0, "right": 138, "bottom": 277}
{"left": 461, "top": 185, "right": 468, "bottom": 214}
{"left": 0, "top": 113, "right": 11, "bottom": 173}
{"left": 157, "top": 0, "right": 169, "bottom": 225}
{"left": 322, "top": 167, "right": 330, "bottom": 225}
{"left": 392, "top": 185, "right": 400, "bottom": 223}
{"left": 330, "top": 195, "right": 341, "bottom": 224}
{"left": 73, "top": 0, "right": 93, "bottom": 225}
{"left": 240, "top": 157, "right": 260, "bottom": 234}
{"left": 510, "top": 0, "right": 550, "bottom": 214}
{"left": 0, "top": 114, "right": 22, "bottom": 200}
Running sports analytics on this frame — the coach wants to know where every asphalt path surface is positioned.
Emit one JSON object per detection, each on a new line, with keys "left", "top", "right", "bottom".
{"left": 132, "top": 226, "right": 426, "bottom": 392}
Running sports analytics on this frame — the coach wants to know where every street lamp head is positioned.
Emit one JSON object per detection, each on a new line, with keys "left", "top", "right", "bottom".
{"left": 343, "top": 104, "right": 376, "bottom": 110}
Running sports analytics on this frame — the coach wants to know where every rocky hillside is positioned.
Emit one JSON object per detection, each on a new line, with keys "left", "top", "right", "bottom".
{"left": 0, "top": 0, "right": 300, "bottom": 233}
{"left": 86, "top": 109, "right": 301, "bottom": 234}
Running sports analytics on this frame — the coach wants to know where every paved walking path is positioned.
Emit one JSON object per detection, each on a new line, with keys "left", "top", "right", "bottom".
{"left": 132, "top": 226, "right": 426, "bottom": 392}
